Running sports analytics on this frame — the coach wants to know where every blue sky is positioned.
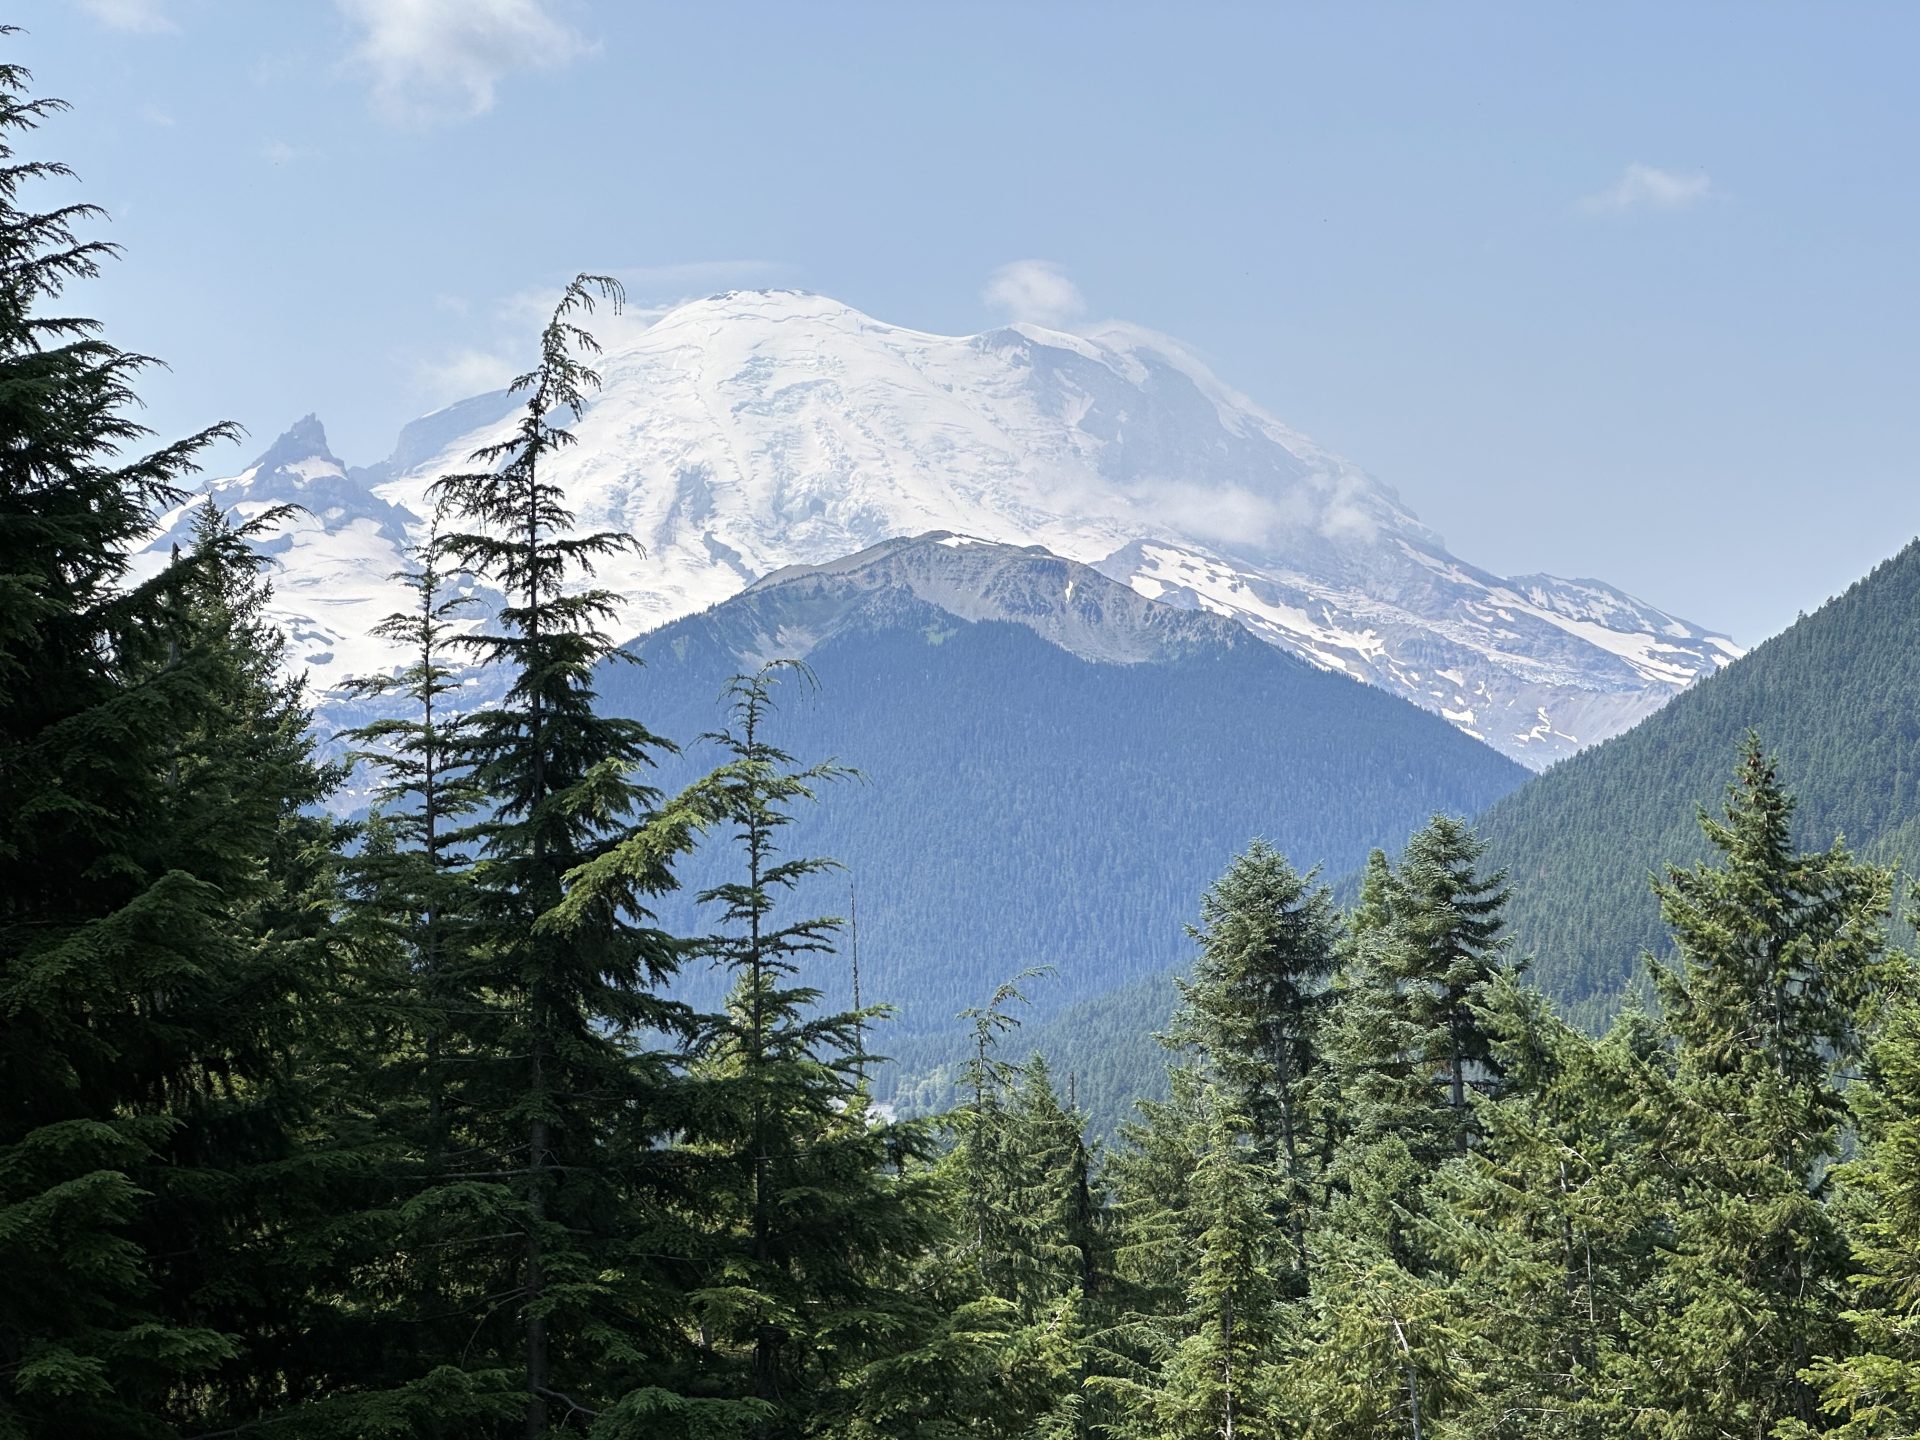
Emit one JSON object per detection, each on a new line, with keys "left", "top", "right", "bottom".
{"left": 21, "top": 1, "right": 1920, "bottom": 642}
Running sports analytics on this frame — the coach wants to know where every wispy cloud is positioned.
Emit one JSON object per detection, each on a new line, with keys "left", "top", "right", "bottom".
{"left": 982, "top": 259, "right": 1086, "bottom": 327}
{"left": 1579, "top": 163, "right": 1713, "bottom": 215}
{"left": 77, "top": 0, "right": 175, "bottom": 33}
{"left": 262, "top": 140, "right": 303, "bottom": 166}
{"left": 412, "top": 346, "right": 520, "bottom": 405}
{"left": 336, "top": 0, "right": 591, "bottom": 126}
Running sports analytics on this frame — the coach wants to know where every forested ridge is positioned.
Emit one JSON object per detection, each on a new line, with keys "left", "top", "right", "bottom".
{"left": 9, "top": 61, "right": 1920, "bottom": 1440}
{"left": 608, "top": 580, "right": 1525, "bottom": 1033}
{"left": 1479, "top": 539, "right": 1920, "bottom": 1025}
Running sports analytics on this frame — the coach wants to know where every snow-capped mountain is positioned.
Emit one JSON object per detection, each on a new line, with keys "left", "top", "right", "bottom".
{"left": 134, "top": 413, "right": 489, "bottom": 680}
{"left": 148, "top": 290, "right": 1738, "bottom": 767}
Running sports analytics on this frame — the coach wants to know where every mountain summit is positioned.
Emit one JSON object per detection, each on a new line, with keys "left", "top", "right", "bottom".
{"left": 159, "top": 290, "right": 1737, "bottom": 765}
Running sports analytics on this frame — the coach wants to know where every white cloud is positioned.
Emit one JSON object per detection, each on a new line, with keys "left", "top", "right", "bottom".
{"left": 982, "top": 259, "right": 1087, "bottom": 327}
{"left": 262, "top": 140, "right": 302, "bottom": 166}
{"left": 77, "top": 0, "right": 175, "bottom": 32}
{"left": 413, "top": 346, "right": 519, "bottom": 404}
{"left": 1579, "top": 163, "right": 1713, "bottom": 215}
{"left": 337, "top": 0, "right": 590, "bottom": 126}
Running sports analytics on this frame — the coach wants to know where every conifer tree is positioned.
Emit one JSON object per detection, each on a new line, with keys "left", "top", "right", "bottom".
{"left": 136, "top": 503, "right": 403, "bottom": 1431}
{"left": 1389, "top": 815, "right": 1517, "bottom": 1152}
{"left": 0, "top": 53, "right": 347, "bottom": 1435}
{"left": 1421, "top": 979, "right": 1661, "bottom": 1437}
{"left": 340, "top": 521, "right": 485, "bottom": 1145}
{"left": 1286, "top": 1250, "right": 1468, "bottom": 1440}
{"left": 1172, "top": 840, "right": 1339, "bottom": 1285}
{"left": 1319, "top": 904, "right": 1439, "bottom": 1269}
{"left": 1795, "top": 969, "right": 1920, "bottom": 1438}
{"left": 668, "top": 663, "right": 940, "bottom": 1439}
{"left": 1104, "top": 1063, "right": 1210, "bottom": 1323}
{"left": 944, "top": 969, "right": 1048, "bottom": 1299}
{"left": 973, "top": 1055, "right": 1112, "bottom": 1440}
{"left": 318, "top": 528, "right": 536, "bottom": 1431}
{"left": 1003, "top": 1056, "right": 1106, "bottom": 1321}
{"left": 430, "top": 273, "right": 714, "bottom": 1436}
{"left": 1618, "top": 736, "right": 1893, "bottom": 1438}
{"left": 1145, "top": 1090, "right": 1285, "bottom": 1440}
{"left": 1318, "top": 818, "right": 1515, "bottom": 1267}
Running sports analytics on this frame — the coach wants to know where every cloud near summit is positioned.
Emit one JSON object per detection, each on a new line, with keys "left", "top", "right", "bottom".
{"left": 983, "top": 260, "right": 1087, "bottom": 327}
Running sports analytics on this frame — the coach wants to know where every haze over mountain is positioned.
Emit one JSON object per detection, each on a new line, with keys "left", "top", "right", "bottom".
{"left": 145, "top": 290, "right": 1738, "bottom": 768}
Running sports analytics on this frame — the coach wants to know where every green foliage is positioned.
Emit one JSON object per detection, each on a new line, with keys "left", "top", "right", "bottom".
{"left": 1168, "top": 840, "right": 1339, "bottom": 1284}
{"left": 1797, "top": 969, "right": 1920, "bottom": 1437}
{"left": 419, "top": 274, "right": 721, "bottom": 1435}
{"left": 15, "top": 47, "right": 1920, "bottom": 1440}
{"left": 669, "top": 664, "right": 941, "bottom": 1438}
{"left": 1613, "top": 738, "right": 1894, "bottom": 1439}
{"left": 0, "top": 56, "right": 373, "bottom": 1436}
{"left": 1480, "top": 540, "right": 1920, "bottom": 1024}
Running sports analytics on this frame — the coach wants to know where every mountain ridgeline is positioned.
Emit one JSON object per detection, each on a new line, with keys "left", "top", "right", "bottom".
{"left": 602, "top": 534, "right": 1529, "bottom": 1060}
{"left": 1479, "top": 536, "right": 1920, "bottom": 1023}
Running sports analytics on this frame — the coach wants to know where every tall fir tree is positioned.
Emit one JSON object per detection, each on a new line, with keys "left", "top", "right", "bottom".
{"left": 1142, "top": 1089, "right": 1285, "bottom": 1440}
{"left": 135, "top": 503, "right": 395, "bottom": 1433}
{"left": 0, "top": 54, "right": 371, "bottom": 1437}
{"left": 1615, "top": 736, "right": 1893, "bottom": 1439}
{"left": 338, "top": 520, "right": 486, "bottom": 1163}
{"left": 1794, "top": 961, "right": 1920, "bottom": 1438}
{"left": 430, "top": 274, "right": 714, "bottom": 1436}
{"left": 1420, "top": 979, "right": 1664, "bottom": 1438}
{"left": 322, "top": 527, "right": 531, "bottom": 1432}
{"left": 1169, "top": 839, "right": 1339, "bottom": 1288}
{"left": 1388, "top": 814, "right": 1518, "bottom": 1153}
{"left": 668, "top": 663, "right": 940, "bottom": 1439}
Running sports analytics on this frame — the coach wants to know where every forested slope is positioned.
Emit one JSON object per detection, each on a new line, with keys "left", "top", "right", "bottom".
{"left": 1479, "top": 537, "right": 1920, "bottom": 1021}
{"left": 602, "top": 569, "right": 1528, "bottom": 1043}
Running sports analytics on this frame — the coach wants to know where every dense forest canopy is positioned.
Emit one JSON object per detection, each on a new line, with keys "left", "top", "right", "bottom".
{"left": 5, "top": 57, "right": 1920, "bottom": 1440}
{"left": 1479, "top": 539, "right": 1920, "bottom": 1027}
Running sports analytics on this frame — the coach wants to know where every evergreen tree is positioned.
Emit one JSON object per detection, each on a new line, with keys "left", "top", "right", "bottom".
{"left": 1285, "top": 1247, "right": 1468, "bottom": 1440}
{"left": 317, "top": 527, "right": 532, "bottom": 1432}
{"left": 945, "top": 969, "right": 1048, "bottom": 1301}
{"left": 1389, "top": 815, "right": 1517, "bottom": 1152}
{"left": 1169, "top": 840, "right": 1339, "bottom": 1286}
{"left": 1319, "top": 900, "right": 1440, "bottom": 1270}
{"left": 1002, "top": 1056, "right": 1106, "bottom": 1323}
{"left": 1421, "top": 979, "right": 1662, "bottom": 1438}
{"left": 1795, "top": 965, "right": 1920, "bottom": 1438}
{"left": 136, "top": 503, "right": 402, "bottom": 1433}
{"left": 339, "top": 520, "right": 486, "bottom": 1165}
{"left": 0, "top": 55, "right": 361, "bottom": 1436}
{"left": 670, "top": 663, "right": 940, "bottom": 1438}
{"left": 1145, "top": 1089, "right": 1285, "bottom": 1440}
{"left": 1318, "top": 818, "right": 1515, "bottom": 1267}
{"left": 1617, "top": 736, "right": 1893, "bottom": 1439}
{"left": 430, "top": 274, "right": 714, "bottom": 1436}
